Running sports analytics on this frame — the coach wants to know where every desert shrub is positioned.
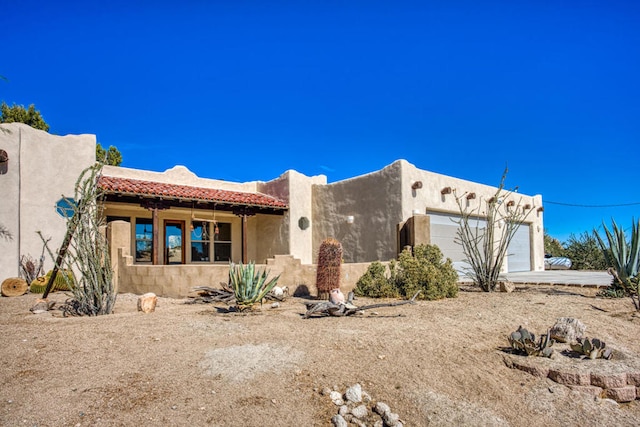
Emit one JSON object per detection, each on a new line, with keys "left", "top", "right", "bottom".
{"left": 544, "top": 232, "right": 565, "bottom": 257}
{"left": 393, "top": 244, "right": 459, "bottom": 300}
{"left": 563, "top": 232, "right": 607, "bottom": 270}
{"left": 354, "top": 261, "right": 399, "bottom": 298}
{"left": 356, "top": 245, "right": 458, "bottom": 300}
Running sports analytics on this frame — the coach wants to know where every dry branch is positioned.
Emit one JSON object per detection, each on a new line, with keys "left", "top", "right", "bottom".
{"left": 303, "top": 291, "right": 420, "bottom": 318}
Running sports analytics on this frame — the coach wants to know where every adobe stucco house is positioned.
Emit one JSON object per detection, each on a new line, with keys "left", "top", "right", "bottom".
{"left": 1, "top": 124, "right": 545, "bottom": 297}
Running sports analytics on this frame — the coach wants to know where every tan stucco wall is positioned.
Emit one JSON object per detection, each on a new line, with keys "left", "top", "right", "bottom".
{"left": 258, "top": 169, "right": 326, "bottom": 264}
{"left": 312, "top": 161, "right": 404, "bottom": 263}
{"left": 398, "top": 160, "right": 545, "bottom": 271}
{"left": 0, "top": 123, "right": 96, "bottom": 281}
{"left": 109, "top": 220, "right": 371, "bottom": 298}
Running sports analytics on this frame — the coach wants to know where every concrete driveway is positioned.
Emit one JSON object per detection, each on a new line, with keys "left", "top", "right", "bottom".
{"left": 503, "top": 270, "right": 612, "bottom": 287}
{"left": 460, "top": 270, "right": 612, "bottom": 288}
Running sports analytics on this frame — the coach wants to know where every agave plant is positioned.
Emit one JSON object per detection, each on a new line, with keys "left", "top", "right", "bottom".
{"left": 229, "top": 262, "right": 280, "bottom": 311}
{"left": 594, "top": 218, "right": 640, "bottom": 310}
{"left": 570, "top": 337, "right": 613, "bottom": 360}
{"left": 508, "top": 326, "right": 554, "bottom": 357}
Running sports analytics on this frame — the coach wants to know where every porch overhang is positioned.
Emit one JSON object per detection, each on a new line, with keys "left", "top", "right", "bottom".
{"left": 98, "top": 175, "right": 288, "bottom": 215}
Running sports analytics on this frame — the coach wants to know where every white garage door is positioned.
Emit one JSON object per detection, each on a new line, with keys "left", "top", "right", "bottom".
{"left": 427, "top": 212, "right": 487, "bottom": 273}
{"left": 507, "top": 224, "right": 531, "bottom": 272}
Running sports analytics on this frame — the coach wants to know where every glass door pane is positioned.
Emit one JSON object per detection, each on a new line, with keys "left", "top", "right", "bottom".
{"left": 165, "top": 221, "right": 184, "bottom": 264}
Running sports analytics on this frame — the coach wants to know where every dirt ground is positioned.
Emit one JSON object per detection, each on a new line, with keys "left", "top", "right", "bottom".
{"left": 1, "top": 284, "right": 640, "bottom": 427}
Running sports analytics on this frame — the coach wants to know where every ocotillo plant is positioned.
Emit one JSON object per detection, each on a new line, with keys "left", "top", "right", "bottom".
{"left": 316, "top": 237, "right": 343, "bottom": 299}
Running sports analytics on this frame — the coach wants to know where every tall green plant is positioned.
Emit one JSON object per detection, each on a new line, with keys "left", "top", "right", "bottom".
{"left": 453, "top": 168, "right": 533, "bottom": 292}
{"left": 229, "top": 262, "right": 280, "bottom": 311}
{"left": 594, "top": 218, "right": 640, "bottom": 310}
{"left": 39, "top": 163, "right": 115, "bottom": 315}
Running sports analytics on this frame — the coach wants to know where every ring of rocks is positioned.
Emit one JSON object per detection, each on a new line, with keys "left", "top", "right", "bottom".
{"left": 503, "top": 344, "right": 640, "bottom": 403}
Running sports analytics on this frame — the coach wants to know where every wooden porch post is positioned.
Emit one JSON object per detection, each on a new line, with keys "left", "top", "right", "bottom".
{"left": 152, "top": 207, "right": 159, "bottom": 265}
{"left": 234, "top": 207, "right": 256, "bottom": 264}
{"left": 242, "top": 214, "right": 248, "bottom": 264}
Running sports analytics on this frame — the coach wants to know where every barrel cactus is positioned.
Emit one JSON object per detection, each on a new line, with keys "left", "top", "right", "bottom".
{"left": 508, "top": 326, "right": 554, "bottom": 358}
{"left": 570, "top": 337, "right": 613, "bottom": 360}
{"left": 29, "top": 269, "right": 75, "bottom": 294}
{"left": 316, "top": 238, "right": 343, "bottom": 299}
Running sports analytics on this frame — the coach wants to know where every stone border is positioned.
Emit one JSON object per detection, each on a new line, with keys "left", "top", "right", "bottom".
{"left": 504, "top": 355, "right": 640, "bottom": 402}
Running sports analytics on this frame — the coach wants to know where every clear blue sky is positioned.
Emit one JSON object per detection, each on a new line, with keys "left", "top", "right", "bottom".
{"left": 2, "top": 1, "right": 638, "bottom": 242}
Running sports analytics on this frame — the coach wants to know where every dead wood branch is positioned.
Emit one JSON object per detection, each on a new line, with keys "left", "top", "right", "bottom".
{"left": 303, "top": 291, "right": 421, "bottom": 318}
{"left": 188, "top": 284, "right": 287, "bottom": 305}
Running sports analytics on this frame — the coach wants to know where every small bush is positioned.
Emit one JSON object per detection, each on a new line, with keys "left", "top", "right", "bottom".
{"left": 563, "top": 232, "right": 607, "bottom": 270}
{"left": 354, "top": 261, "right": 399, "bottom": 298}
{"left": 355, "top": 244, "right": 458, "bottom": 301}
{"left": 394, "top": 245, "right": 458, "bottom": 300}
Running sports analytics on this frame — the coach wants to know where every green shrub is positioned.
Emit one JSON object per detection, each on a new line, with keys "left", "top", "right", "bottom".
{"left": 354, "top": 261, "right": 399, "bottom": 298}
{"left": 563, "top": 232, "right": 607, "bottom": 270}
{"left": 394, "top": 244, "right": 458, "bottom": 300}
{"left": 355, "top": 244, "right": 458, "bottom": 301}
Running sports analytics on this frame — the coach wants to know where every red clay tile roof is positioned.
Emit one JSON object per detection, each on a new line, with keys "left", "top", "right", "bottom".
{"left": 98, "top": 175, "right": 288, "bottom": 210}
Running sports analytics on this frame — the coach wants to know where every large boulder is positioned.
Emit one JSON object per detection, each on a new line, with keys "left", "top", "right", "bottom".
{"left": 550, "top": 317, "right": 586, "bottom": 343}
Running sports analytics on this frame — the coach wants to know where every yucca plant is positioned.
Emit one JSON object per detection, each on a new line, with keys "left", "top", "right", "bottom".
{"left": 594, "top": 218, "right": 640, "bottom": 310}
{"left": 228, "top": 262, "right": 280, "bottom": 311}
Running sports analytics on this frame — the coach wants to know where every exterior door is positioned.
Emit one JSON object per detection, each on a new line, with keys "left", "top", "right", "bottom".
{"left": 165, "top": 220, "right": 185, "bottom": 264}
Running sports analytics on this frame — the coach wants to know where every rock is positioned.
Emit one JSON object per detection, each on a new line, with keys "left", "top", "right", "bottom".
{"left": 331, "top": 414, "right": 347, "bottom": 427}
{"left": 330, "top": 391, "right": 344, "bottom": 406}
{"left": 549, "top": 317, "right": 586, "bottom": 343}
{"left": 321, "top": 387, "right": 333, "bottom": 396}
{"left": 30, "top": 298, "right": 53, "bottom": 314}
{"left": 384, "top": 412, "right": 401, "bottom": 426}
{"left": 362, "top": 390, "right": 372, "bottom": 403}
{"left": 345, "top": 383, "right": 362, "bottom": 403}
{"left": 604, "top": 386, "right": 636, "bottom": 403}
{"left": 548, "top": 369, "right": 591, "bottom": 386}
{"left": 351, "top": 404, "right": 368, "bottom": 419}
{"left": 374, "top": 401, "right": 391, "bottom": 416}
{"left": 270, "top": 302, "right": 280, "bottom": 308}
{"left": 338, "top": 405, "right": 349, "bottom": 417}
{"left": 591, "top": 373, "right": 627, "bottom": 389}
{"left": 373, "top": 420, "right": 384, "bottom": 427}
{"left": 1, "top": 277, "right": 28, "bottom": 297}
{"left": 498, "top": 280, "right": 515, "bottom": 293}
{"left": 137, "top": 292, "right": 157, "bottom": 313}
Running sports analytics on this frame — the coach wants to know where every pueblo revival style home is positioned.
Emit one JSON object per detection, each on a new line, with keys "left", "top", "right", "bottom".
{"left": 1, "top": 124, "right": 545, "bottom": 297}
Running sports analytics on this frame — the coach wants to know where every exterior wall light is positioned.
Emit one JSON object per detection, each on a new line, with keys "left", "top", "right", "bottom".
{"left": 506, "top": 200, "right": 515, "bottom": 207}
{"left": 346, "top": 215, "right": 355, "bottom": 224}
{"left": 412, "top": 209, "right": 422, "bottom": 215}
{"left": 466, "top": 192, "right": 476, "bottom": 200}
{"left": 523, "top": 204, "right": 531, "bottom": 211}
{"left": 440, "top": 187, "right": 452, "bottom": 195}
{"left": 537, "top": 207, "right": 544, "bottom": 212}
{"left": 411, "top": 180, "right": 423, "bottom": 190}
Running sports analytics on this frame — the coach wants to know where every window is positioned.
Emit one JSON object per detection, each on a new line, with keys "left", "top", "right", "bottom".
{"left": 214, "top": 222, "right": 231, "bottom": 262}
{"left": 191, "top": 221, "right": 210, "bottom": 262}
{"left": 135, "top": 218, "right": 153, "bottom": 262}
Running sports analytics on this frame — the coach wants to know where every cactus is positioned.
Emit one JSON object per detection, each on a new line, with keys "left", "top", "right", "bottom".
{"left": 316, "top": 238, "right": 343, "bottom": 299}
{"left": 29, "top": 269, "right": 75, "bottom": 294}
{"left": 508, "top": 326, "right": 554, "bottom": 357}
{"left": 570, "top": 337, "right": 613, "bottom": 360}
